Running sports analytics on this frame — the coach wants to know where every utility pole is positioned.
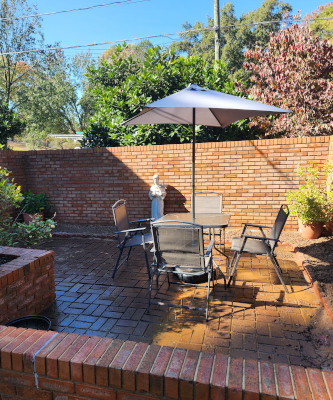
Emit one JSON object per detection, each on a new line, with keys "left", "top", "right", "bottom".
{"left": 214, "top": 0, "right": 221, "bottom": 61}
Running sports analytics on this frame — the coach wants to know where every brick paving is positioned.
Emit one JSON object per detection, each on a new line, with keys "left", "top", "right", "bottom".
{"left": 36, "top": 236, "right": 333, "bottom": 369}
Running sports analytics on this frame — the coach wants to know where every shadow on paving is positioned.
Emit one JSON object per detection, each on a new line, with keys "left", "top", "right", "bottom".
{"left": 35, "top": 237, "right": 333, "bottom": 369}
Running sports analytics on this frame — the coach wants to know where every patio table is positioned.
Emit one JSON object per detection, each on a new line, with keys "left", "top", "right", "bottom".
{"left": 155, "top": 212, "right": 231, "bottom": 276}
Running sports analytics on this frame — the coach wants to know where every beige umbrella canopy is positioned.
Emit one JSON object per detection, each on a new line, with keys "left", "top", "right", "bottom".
{"left": 124, "top": 84, "right": 291, "bottom": 220}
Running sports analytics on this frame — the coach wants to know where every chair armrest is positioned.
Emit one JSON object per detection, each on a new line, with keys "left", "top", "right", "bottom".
{"left": 241, "top": 234, "right": 279, "bottom": 242}
{"left": 205, "top": 239, "right": 215, "bottom": 256}
{"left": 130, "top": 218, "right": 154, "bottom": 224}
{"left": 243, "top": 223, "right": 271, "bottom": 229}
{"left": 115, "top": 227, "right": 146, "bottom": 234}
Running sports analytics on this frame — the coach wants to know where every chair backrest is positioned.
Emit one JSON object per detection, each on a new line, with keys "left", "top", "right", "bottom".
{"left": 112, "top": 199, "right": 130, "bottom": 243}
{"left": 152, "top": 221, "right": 205, "bottom": 269}
{"left": 194, "top": 191, "right": 223, "bottom": 213}
{"left": 268, "top": 205, "right": 290, "bottom": 250}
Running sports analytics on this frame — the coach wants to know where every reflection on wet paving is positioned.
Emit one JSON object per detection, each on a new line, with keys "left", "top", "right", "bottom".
{"left": 36, "top": 237, "right": 333, "bottom": 368}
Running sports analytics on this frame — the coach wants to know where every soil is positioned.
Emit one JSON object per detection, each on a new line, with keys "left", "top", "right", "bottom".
{"left": 0, "top": 255, "right": 17, "bottom": 265}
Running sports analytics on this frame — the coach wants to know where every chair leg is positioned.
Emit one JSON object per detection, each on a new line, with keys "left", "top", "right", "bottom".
{"left": 213, "top": 259, "right": 226, "bottom": 289}
{"left": 125, "top": 247, "right": 132, "bottom": 262}
{"left": 147, "top": 265, "right": 155, "bottom": 314}
{"left": 205, "top": 263, "right": 212, "bottom": 321}
{"left": 227, "top": 251, "right": 242, "bottom": 287}
{"left": 112, "top": 242, "right": 127, "bottom": 278}
{"left": 142, "top": 242, "right": 151, "bottom": 280}
{"left": 268, "top": 252, "right": 289, "bottom": 293}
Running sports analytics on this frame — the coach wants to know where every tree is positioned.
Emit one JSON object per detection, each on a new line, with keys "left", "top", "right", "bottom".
{"left": 0, "top": 0, "right": 51, "bottom": 146}
{"left": 0, "top": 0, "right": 95, "bottom": 147}
{"left": 170, "top": 0, "right": 291, "bottom": 79}
{"left": 0, "top": 103, "right": 24, "bottom": 146}
{"left": 82, "top": 44, "right": 256, "bottom": 148}
{"left": 239, "top": 23, "right": 333, "bottom": 137}
{"left": 19, "top": 51, "right": 96, "bottom": 147}
{"left": 100, "top": 40, "right": 154, "bottom": 63}
{"left": 309, "top": 3, "right": 333, "bottom": 43}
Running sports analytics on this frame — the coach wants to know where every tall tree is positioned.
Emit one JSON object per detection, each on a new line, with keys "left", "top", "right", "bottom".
{"left": 309, "top": 3, "right": 333, "bottom": 43}
{"left": 0, "top": 0, "right": 95, "bottom": 148}
{"left": 0, "top": 0, "right": 45, "bottom": 146}
{"left": 19, "top": 50, "right": 96, "bottom": 149}
{"left": 239, "top": 23, "right": 333, "bottom": 137}
{"left": 82, "top": 44, "right": 256, "bottom": 148}
{"left": 170, "top": 0, "right": 291, "bottom": 80}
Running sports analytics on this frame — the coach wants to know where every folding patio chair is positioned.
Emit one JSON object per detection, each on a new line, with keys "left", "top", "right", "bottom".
{"left": 147, "top": 220, "right": 218, "bottom": 321}
{"left": 227, "top": 205, "right": 290, "bottom": 292}
{"left": 112, "top": 199, "right": 153, "bottom": 278}
{"left": 194, "top": 191, "right": 225, "bottom": 250}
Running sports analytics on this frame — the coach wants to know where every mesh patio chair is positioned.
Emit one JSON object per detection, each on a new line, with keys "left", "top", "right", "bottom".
{"left": 147, "top": 220, "right": 220, "bottom": 321}
{"left": 112, "top": 199, "right": 153, "bottom": 278}
{"left": 227, "top": 205, "right": 290, "bottom": 293}
{"left": 193, "top": 191, "right": 225, "bottom": 250}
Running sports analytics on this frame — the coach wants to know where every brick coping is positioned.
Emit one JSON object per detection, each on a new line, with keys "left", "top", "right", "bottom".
{"left": 0, "top": 325, "right": 332, "bottom": 400}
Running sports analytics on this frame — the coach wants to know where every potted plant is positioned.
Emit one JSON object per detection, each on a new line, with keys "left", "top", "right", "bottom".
{"left": 21, "top": 191, "right": 52, "bottom": 224}
{"left": 286, "top": 163, "right": 333, "bottom": 239}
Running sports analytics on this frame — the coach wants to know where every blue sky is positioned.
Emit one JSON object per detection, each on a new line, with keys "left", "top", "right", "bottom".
{"left": 34, "top": 0, "right": 325, "bottom": 59}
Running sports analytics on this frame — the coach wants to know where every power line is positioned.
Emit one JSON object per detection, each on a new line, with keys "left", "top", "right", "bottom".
{"left": 0, "top": 0, "right": 150, "bottom": 21}
{"left": 0, "top": 27, "right": 213, "bottom": 55}
{"left": 0, "top": 16, "right": 332, "bottom": 56}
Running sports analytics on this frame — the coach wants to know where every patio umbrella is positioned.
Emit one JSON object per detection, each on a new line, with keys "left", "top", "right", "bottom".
{"left": 124, "top": 84, "right": 291, "bottom": 220}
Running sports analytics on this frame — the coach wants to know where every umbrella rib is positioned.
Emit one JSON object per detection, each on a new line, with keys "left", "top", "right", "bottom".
{"left": 209, "top": 108, "right": 224, "bottom": 127}
{"left": 123, "top": 107, "right": 152, "bottom": 125}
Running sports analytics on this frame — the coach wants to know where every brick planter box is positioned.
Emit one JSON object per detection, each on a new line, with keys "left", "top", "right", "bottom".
{"left": 0, "top": 246, "right": 56, "bottom": 325}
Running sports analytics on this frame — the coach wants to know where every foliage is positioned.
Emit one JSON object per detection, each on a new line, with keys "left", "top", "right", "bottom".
{"left": 0, "top": 167, "right": 55, "bottom": 247}
{"left": 0, "top": 166, "right": 23, "bottom": 214}
{"left": 21, "top": 191, "right": 51, "bottom": 214}
{"left": 0, "top": 0, "right": 95, "bottom": 146}
{"left": 82, "top": 45, "right": 256, "bottom": 147}
{"left": 52, "top": 138, "right": 78, "bottom": 150}
{"left": 14, "top": 215, "right": 55, "bottom": 247}
{"left": 100, "top": 40, "right": 154, "bottom": 63}
{"left": 0, "top": 104, "right": 25, "bottom": 148}
{"left": 309, "top": 3, "right": 333, "bottom": 43}
{"left": 0, "top": 215, "right": 55, "bottom": 247}
{"left": 240, "top": 22, "right": 333, "bottom": 138}
{"left": 286, "top": 163, "right": 333, "bottom": 224}
{"left": 20, "top": 51, "right": 96, "bottom": 145}
{"left": 170, "top": 0, "right": 291, "bottom": 79}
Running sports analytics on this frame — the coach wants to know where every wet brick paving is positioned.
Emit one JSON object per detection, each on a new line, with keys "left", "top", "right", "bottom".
{"left": 35, "top": 236, "right": 333, "bottom": 369}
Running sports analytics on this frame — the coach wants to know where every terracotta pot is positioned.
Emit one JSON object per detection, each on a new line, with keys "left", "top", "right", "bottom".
{"left": 298, "top": 219, "right": 324, "bottom": 239}
{"left": 23, "top": 212, "right": 44, "bottom": 224}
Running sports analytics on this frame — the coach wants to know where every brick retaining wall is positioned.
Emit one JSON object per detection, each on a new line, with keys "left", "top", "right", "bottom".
{"left": 1, "top": 136, "right": 332, "bottom": 230}
{"left": 0, "top": 247, "right": 55, "bottom": 325}
{"left": 0, "top": 326, "right": 332, "bottom": 400}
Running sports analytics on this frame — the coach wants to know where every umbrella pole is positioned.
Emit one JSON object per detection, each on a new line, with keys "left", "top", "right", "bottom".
{"left": 191, "top": 108, "right": 196, "bottom": 222}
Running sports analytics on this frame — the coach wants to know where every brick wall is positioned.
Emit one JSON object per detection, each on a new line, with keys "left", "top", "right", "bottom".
{"left": 0, "top": 326, "right": 332, "bottom": 400}
{"left": 1, "top": 136, "right": 332, "bottom": 230}
{"left": 0, "top": 247, "right": 55, "bottom": 325}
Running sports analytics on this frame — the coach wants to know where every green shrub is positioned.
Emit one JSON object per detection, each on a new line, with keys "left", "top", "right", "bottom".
{"left": 0, "top": 167, "right": 56, "bottom": 247}
{"left": 21, "top": 191, "right": 51, "bottom": 214}
{"left": 286, "top": 163, "right": 333, "bottom": 224}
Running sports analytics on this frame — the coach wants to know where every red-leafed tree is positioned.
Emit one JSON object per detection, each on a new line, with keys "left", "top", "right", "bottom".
{"left": 239, "top": 23, "right": 333, "bottom": 138}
